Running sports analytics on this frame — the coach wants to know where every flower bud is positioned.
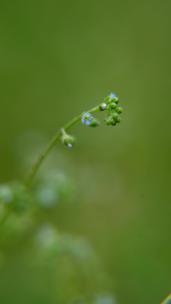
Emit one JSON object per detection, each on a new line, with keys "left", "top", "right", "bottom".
{"left": 89, "top": 118, "right": 100, "bottom": 127}
{"left": 112, "top": 113, "right": 121, "bottom": 123}
{"left": 116, "top": 106, "right": 123, "bottom": 114}
{"left": 107, "top": 102, "right": 117, "bottom": 110}
{"left": 105, "top": 92, "right": 119, "bottom": 104}
{"left": 109, "top": 92, "right": 119, "bottom": 103}
{"left": 111, "top": 120, "right": 117, "bottom": 126}
{"left": 61, "top": 129, "right": 75, "bottom": 148}
{"left": 99, "top": 103, "right": 107, "bottom": 111}
{"left": 105, "top": 116, "right": 115, "bottom": 126}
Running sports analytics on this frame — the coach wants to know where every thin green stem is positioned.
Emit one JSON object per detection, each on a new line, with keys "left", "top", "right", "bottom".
{"left": 25, "top": 105, "right": 99, "bottom": 189}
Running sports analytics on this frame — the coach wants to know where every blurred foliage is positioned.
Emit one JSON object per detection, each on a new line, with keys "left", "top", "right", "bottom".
{"left": 162, "top": 295, "right": 171, "bottom": 304}
{"left": 0, "top": 168, "right": 116, "bottom": 304}
{"left": 0, "top": 0, "right": 170, "bottom": 303}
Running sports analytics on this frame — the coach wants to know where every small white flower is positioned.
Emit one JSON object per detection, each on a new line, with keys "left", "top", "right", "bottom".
{"left": 100, "top": 102, "right": 107, "bottom": 111}
{"left": 67, "top": 143, "right": 73, "bottom": 149}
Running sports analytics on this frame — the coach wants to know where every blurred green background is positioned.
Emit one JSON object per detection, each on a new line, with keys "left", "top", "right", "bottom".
{"left": 0, "top": 0, "right": 170, "bottom": 303}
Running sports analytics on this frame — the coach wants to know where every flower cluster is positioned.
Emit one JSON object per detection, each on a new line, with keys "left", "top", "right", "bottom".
{"left": 103, "top": 92, "right": 123, "bottom": 126}
{"left": 60, "top": 92, "right": 123, "bottom": 149}
{"left": 81, "top": 92, "right": 123, "bottom": 128}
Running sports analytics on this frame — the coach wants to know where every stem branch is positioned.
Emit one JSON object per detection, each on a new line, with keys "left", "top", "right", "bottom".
{"left": 25, "top": 106, "right": 99, "bottom": 188}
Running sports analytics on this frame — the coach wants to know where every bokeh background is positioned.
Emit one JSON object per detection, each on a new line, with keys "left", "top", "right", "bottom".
{"left": 0, "top": 0, "right": 170, "bottom": 303}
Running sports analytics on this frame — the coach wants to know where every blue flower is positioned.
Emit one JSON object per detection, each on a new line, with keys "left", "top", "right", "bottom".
{"left": 81, "top": 112, "right": 93, "bottom": 126}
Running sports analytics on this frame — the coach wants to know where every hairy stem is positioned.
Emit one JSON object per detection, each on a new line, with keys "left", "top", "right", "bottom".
{"left": 25, "top": 105, "right": 99, "bottom": 188}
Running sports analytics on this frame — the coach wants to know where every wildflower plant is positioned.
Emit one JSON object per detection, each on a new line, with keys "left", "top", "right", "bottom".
{"left": 25, "top": 92, "right": 123, "bottom": 188}
{"left": 0, "top": 92, "right": 123, "bottom": 303}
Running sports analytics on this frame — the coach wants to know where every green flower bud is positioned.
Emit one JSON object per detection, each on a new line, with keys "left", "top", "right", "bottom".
{"left": 105, "top": 117, "right": 111, "bottom": 125}
{"left": 61, "top": 129, "right": 75, "bottom": 148}
{"left": 63, "top": 136, "right": 75, "bottom": 148}
{"left": 116, "top": 116, "right": 121, "bottom": 123}
{"left": 116, "top": 106, "right": 123, "bottom": 114}
{"left": 105, "top": 116, "right": 116, "bottom": 126}
{"left": 110, "top": 102, "right": 117, "bottom": 109}
{"left": 105, "top": 93, "right": 119, "bottom": 104}
{"left": 112, "top": 113, "right": 121, "bottom": 123}
{"left": 89, "top": 118, "right": 100, "bottom": 127}
{"left": 107, "top": 102, "right": 117, "bottom": 111}
{"left": 114, "top": 98, "right": 119, "bottom": 104}
{"left": 111, "top": 120, "right": 117, "bottom": 126}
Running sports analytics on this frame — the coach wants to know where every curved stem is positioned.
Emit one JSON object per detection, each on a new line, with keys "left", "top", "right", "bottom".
{"left": 25, "top": 105, "right": 99, "bottom": 188}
